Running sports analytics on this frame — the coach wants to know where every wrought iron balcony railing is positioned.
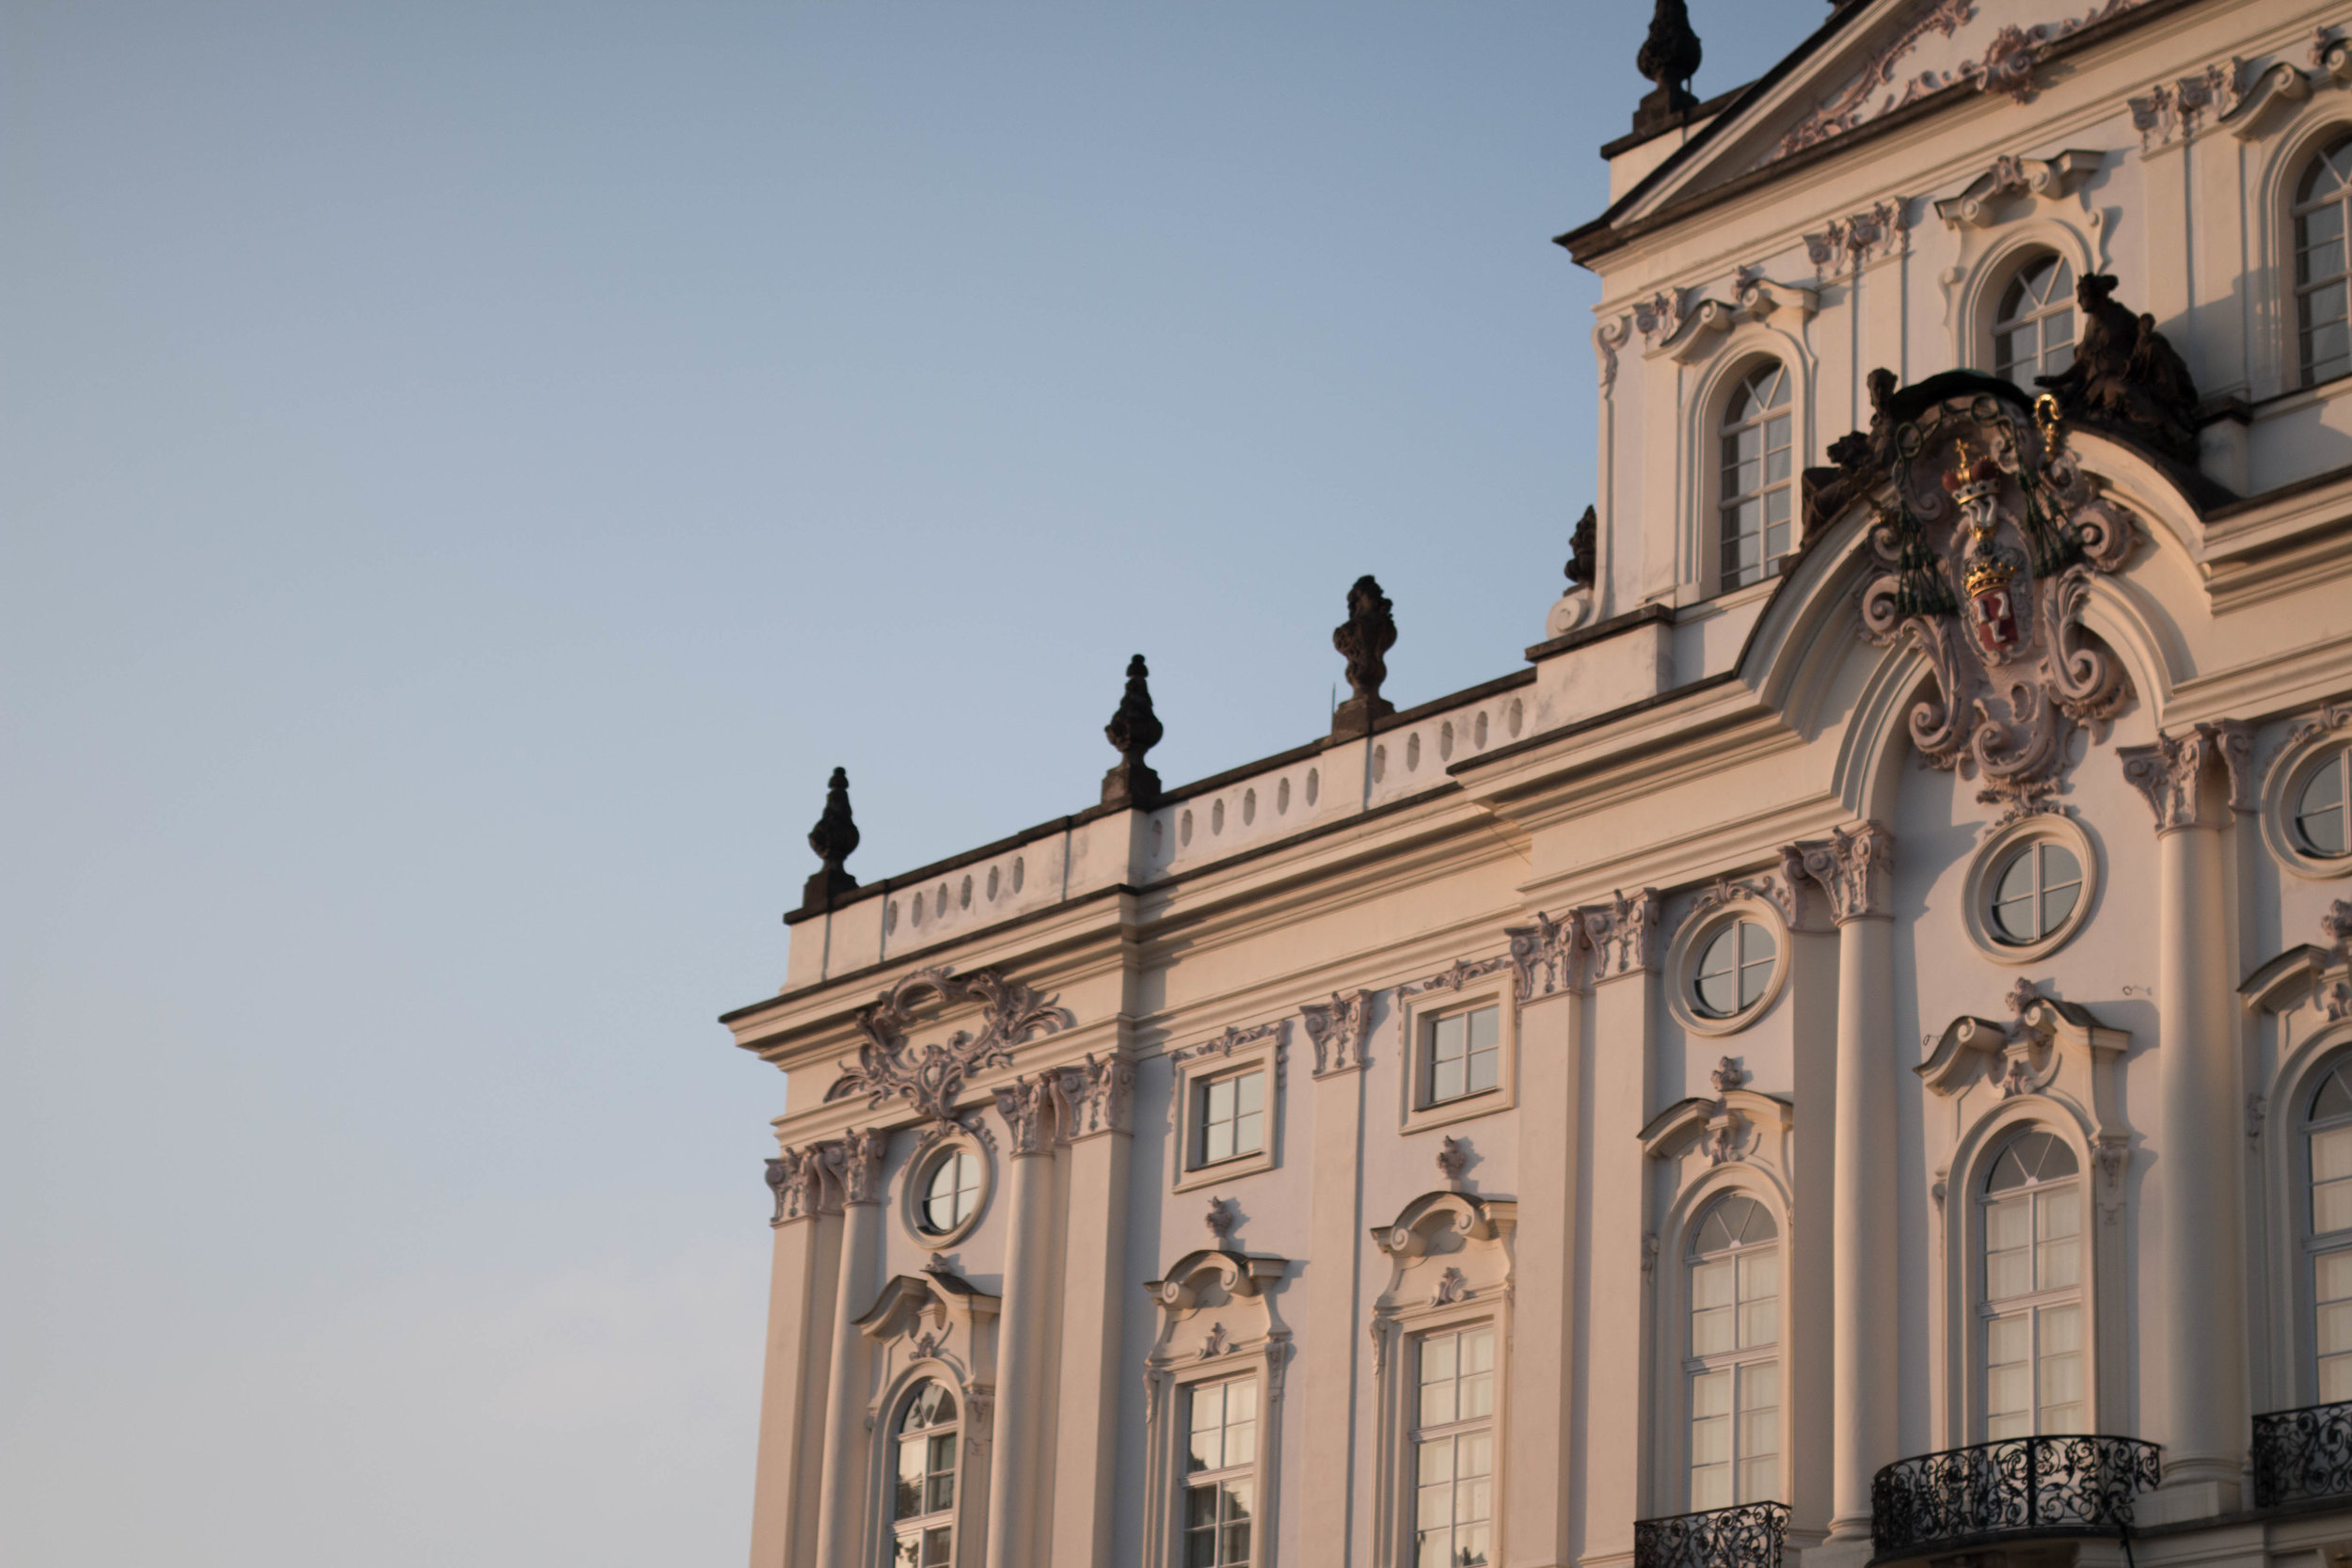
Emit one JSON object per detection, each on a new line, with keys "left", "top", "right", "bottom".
{"left": 1633, "top": 1500, "right": 1791, "bottom": 1568}
{"left": 2253, "top": 1400, "right": 2352, "bottom": 1508}
{"left": 1870, "top": 1435, "right": 2161, "bottom": 1557}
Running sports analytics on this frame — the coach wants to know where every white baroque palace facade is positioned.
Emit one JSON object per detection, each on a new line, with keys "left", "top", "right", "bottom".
{"left": 723, "top": 1, "right": 2352, "bottom": 1565}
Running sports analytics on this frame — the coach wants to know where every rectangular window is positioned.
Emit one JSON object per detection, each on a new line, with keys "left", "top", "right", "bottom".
{"left": 1195, "top": 1070, "right": 1267, "bottom": 1169}
{"left": 2320, "top": 1249, "right": 2352, "bottom": 1402}
{"left": 1985, "top": 1304, "right": 2082, "bottom": 1437}
{"left": 1184, "top": 1377, "right": 1257, "bottom": 1567}
{"left": 1426, "top": 1006, "right": 1501, "bottom": 1107}
{"left": 1413, "top": 1324, "right": 1494, "bottom": 1567}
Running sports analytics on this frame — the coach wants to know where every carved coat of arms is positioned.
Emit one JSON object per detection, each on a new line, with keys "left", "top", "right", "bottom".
{"left": 1852, "top": 381, "right": 2137, "bottom": 817}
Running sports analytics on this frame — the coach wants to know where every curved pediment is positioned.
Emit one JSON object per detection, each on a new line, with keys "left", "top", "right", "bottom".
{"left": 855, "top": 1267, "right": 1000, "bottom": 1343}
{"left": 1144, "top": 1248, "right": 1287, "bottom": 1311}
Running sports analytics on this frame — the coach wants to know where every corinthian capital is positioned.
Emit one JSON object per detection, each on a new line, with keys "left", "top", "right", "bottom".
{"left": 993, "top": 1072, "right": 1058, "bottom": 1155}
{"left": 764, "top": 1145, "right": 827, "bottom": 1226}
{"left": 2119, "top": 721, "right": 2254, "bottom": 831}
{"left": 1055, "top": 1053, "right": 1136, "bottom": 1141}
{"left": 1300, "top": 990, "right": 1374, "bottom": 1077}
{"left": 1579, "top": 887, "right": 1663, "bottom": 978}
{"left": 1788, "top": 823, "right": 1896, "bottom": 924}
{"left": 828, "top": 1126, "right": 889, "bottom": 1206}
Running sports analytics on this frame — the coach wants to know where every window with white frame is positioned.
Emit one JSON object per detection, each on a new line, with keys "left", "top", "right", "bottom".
{"left": 1194, "top": 1069, "right": 1268, "bottom": 1170}
{"left": 1692, "top": 919, "right": 1777, "bottom": 1021}
{"left": 2296, "top": 135, "right": 2352, "bottom": 387}
{"left": 2293, "top": 743, "right": 2352, "bottom": 859}
{"left": 2309, "top": 1061, "right": 2352, "bottom": 1402}
{"left": 1686, "top": 1194, "right": 1781, "bottom": 1510}
{"left": 1992, "top": 254, "right": 2076, "bottom": 389}
{"left": 1718, "top": 362, "right": 1793, "bottom": 593}
{"left": 1423, "top": 1006, "right": 1501, "bottom": 1108}
{"left": 1184, "top": 1376, "right": 1258, "bottom": 1568}
{"left": 1986, "top": 840, "right": 2084, "bottom": 948}
{"left": 1413, "top": 1323, "right": 1495, "bottom": 1567}
{"left": 916, "top": 1148, "right": 983, "bottom": 1237}
{"left": 891, "top": 1380, "right": 961, "bottom": 1567}
{"left": 1980, "top": 1131, "right": 2084, "bottom": 1436}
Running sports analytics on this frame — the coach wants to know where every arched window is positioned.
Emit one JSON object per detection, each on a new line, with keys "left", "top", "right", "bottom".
{"left": 2295, "top": 135, "right": 2352, "bottom": 386}
{"left": 1993, "top": 254, "right": 2076, "bottom": 389}
{"left": 1685, "top": 1193, "right": 1780, "bottom": 1510}
{"left": 892, "top": 1381, "right": 960, "bottom": 1566}
{"left": 1979, "top": 1130, "right": 2083, "bottom": 1436}
{"left": 1718, "top": 363, "right": 1793, "bottom": 593}
{"left": 2308, "top": 1061, "right": 2352, "bottom": 1402}
{"left": 1184, "top": 1376, "right": 1259, "bottom": 1567}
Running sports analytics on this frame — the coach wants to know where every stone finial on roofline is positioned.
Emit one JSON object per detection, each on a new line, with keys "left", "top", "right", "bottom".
{"left": 1630, "top": 0, "right": 1703, "bottom": 140}
{"left": 1101, "top": 653, "right": 1165, "bottom": 808}
{"left": 800, "top": 767, "right": 860, "bottom": 914}
{"left": 1331, "top": 575, "right": 1397, "bottom": 738}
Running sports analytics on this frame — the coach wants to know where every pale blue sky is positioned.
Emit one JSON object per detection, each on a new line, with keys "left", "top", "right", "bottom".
{"left": 4, "top": 3, "right": 1824, "bottom": 1561}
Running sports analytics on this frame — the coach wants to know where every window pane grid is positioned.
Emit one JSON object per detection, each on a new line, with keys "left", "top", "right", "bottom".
{"left": 1196, "top": 1069, "right": 1268, "bottom": 1168}
{"left": 1719, "top": 364, "right": 1792, "bottom": 591}
{"left": 1184, "top": 1376, "right": 1258, "bottom": 1567}
{"left": 892, "top": 1381, "right": 959, "bottom": 1565}
{"left": 2296, "top": 752, "right": 2350, "bottom": 857}
{"left": 1413, "top": 1326, "right": 1495, "bottom": 1568}
{"left": 1687, "top": 1196, "right": 1781, "bottom": 1509}
{"left": 1427, "top": 1006, "right": 1501, "bottom": 1106}
{"left": 1979, "top": 1133, "right": 2084, "bottom": 1436}
{"left": 1993, "top": 257, "right": 2076, "bottom": 388}
{"left": 2298, "top": 141, "right": 2352, "bottom": 384}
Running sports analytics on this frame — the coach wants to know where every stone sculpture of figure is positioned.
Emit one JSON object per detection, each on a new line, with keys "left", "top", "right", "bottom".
{"left": 1565, "top": 505, "right": 1597, "bottom": 589}
{"left": 1101, "top": 653, "right": 1165, "bottom": 808}
{"left": 1632, "top": 0, "right": 1703, "bottom": 137}
{"left": 802, "top": 766, "right": 860, "bottom": 912}
{"left": 2035, "top": 273, "right": 2200, "bottom": 463}
{"left": 1331, "top": 574, "right": 1397, "bottom": 737}
{"left": 1804, "top": 366, "right": 1904, "bottom": 534}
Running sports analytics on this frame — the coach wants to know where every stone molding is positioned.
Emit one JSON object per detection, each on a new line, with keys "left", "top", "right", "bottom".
{"left": 1933, "top": 150, "right": 2101, "bottom": 227}
{"left": 1581, "top": 887, "right": 1664, "bottom": 978}
{"left": 1053, "top": 1053, "right": 1136, "bottom": 1142}
{"left": 832, "top": 1125, "right": 889, "bottom": 1206}
{"left": 992, "top": 1072, "right": 1058, "bottom": 1157}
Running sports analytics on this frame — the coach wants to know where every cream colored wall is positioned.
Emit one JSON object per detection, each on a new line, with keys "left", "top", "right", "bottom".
{"left": 736, "top": 1, "right": 2352, "bottom": 1563}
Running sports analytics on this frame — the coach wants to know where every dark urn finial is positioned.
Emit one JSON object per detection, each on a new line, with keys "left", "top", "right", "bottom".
{"left": 1101, "top": 654, "right": 1165, "bottom": 808}
{"left": 1565, "top": 504, "right": 1598, "bottom": 589}
{"left": 1330, "top": 574, "right": 1398, "bottom": 738}
{"left": 800, "top": 766, "right": 860, "bottom": 913}
{"left": 2032, "top": 273, "right": 2201, "bottom": 465}
{"left": 1630, "top": 0, "right": 1704, "bottom": 140}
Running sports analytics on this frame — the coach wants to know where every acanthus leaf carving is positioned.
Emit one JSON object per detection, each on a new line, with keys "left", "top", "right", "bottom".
{"left": 1054, "top": 1052, "right": 1136, "bottom": 1141}
{"left": 1581, "top": 888, "right": 1663, "bottom": 977}
{"left": 1402, "top": 956, "right": 1509, "bottom": 996}
{"left": 764, "top": 1144, "right": 825, "bottom": 1225}
{"left": 1300, "top": 990, "right": 1374, "bottom": 1076}
{"left": 1788, "top": 824, "right": 1897, "bottom": 926}
{"left": 2118, "top": 721, "right": 2254, "bottom": 832}
{"left": 1505, "top": 910, "right": 1580, "bottom": 999}
{"left": 831, "top": 1125, "right": 889, "bottom": 1206}
{"left": 992, "top": 1072, "right": 1058, "bottom": 1156}
{"left": 828, "top": 966, "right": 1068, "bottom": 1124}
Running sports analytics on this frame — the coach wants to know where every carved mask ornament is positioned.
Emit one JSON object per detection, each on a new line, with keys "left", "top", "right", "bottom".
{"left": 1855, "top": 387, "right": 2137, "bottom": 819}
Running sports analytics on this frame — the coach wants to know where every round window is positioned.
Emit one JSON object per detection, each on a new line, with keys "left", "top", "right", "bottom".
{"left": 2295, "top": 749, "right": 2351, "bottom": 859}
{"left": 917, "top": 1149, "right": 981, "bottom": 1237}
{"left": 1989, "top": 842, "right": 2084, "bottom": 945}
{"left": 1693, "top": 919, "right": 1776, "bottom": 1018}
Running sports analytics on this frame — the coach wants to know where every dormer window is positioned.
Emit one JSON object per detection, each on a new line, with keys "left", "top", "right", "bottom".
{"left": 1993, "top": 254, "right": 2076, "bottom": 390}
{"left": 1718, "top": 362, "right": 1792, "bottom": 592}
{"left": 2296, "top": 135, "right": 2352, "bottom": 387}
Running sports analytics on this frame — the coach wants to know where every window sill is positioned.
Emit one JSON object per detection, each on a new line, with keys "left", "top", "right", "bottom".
{"left": 1172, "top": 1144, "right": 1277, "bottom": 1193}
{"left": 1403, "top": 1085, "right": 1514, "bottom": 1136}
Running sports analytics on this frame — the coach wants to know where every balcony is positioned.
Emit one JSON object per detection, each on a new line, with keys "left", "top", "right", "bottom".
{"left": 2253, "top": 1400, "right": 2352, "bottom": 1509}
{"left": 1634, "top": 1501, "right": 1791, "bottom": 1568}
{"left": 1870, "top": 1436, "right": 2162, "bottom": 1560}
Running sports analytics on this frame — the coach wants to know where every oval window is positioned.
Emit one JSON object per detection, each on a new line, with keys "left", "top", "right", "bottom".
{"left": 917, "top": 1149, "right": 981, "bottom": 1236}
{"left": 1693, "top": 919, "right": 1776, "bottom": 1019}
{"left": 1990, "top": 842, "right": 2083, "bottom": 944}
{"left": 2296, "top": 750, "right": 2351, "bottom": 858}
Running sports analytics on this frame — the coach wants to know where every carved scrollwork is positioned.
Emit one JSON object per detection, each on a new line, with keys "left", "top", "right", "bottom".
{"left": 2118, "top": 721, "right": 2254, "bottom": 832}
{"left": 1300, "top": 990, "right": 1374, "bottom": 1076}
{"left": 1053, "top": 1052, "right": 1136, "bottom": 1141}
{"left": 1504, "top": 910, "right": 1580, "bottom": 999}
{"left": 1581, "top": 888, "right": 1663, "bottom": 977}
{"left": 992, "top": 1072, "right": 1058, "bottom": 1156}
{"left": 1851, "top": 380, "right": 2137, "bottom": 819}
{"left": 1788, "top": 825, "right": 1896, "bottom": 926}
{"left": 826, "top": 966, "right": 1068, "bottom": 1123}
{"left": 765, "top": 1144, "right": 827, "bottom": 1225}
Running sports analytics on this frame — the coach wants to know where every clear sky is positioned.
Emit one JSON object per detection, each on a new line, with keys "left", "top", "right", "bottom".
{"left": 4, "top": 2, "right": 1826, "bottom": 1562}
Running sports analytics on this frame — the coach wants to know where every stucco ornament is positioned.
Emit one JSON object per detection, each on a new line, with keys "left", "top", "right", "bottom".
{"left": 1504, "top": 910, "right": 1580, "bottom": 998}
{"left": 1581, "top": 887, "right": 1664, "bottom": 977}
{"left": 2324, "top": 900, "right": 2352, "bottom": 1022}
{"left": 1853, "top": 378, "right": 2136, "bottom": 820}
{"left": 826, "top": 966, "right": 1067, "bottom": 1123}
{"left": 1300, "top": 989, "right": 1374, "bottom": 1076}
{"left": 1053, "top": 1052, "right": 1136, "bottom": 1141}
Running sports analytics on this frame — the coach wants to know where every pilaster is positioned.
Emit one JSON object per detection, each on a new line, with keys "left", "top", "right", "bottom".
{"left": 985, "top": 1074, "right": 1061, "bottom": 1568}
{"left": 810, "top": 1127, "right": 888, "bottom": 1568}
{"left": 1048, "top": 1055, "right": 1136, "bottom": 1568}
{"left": 749, "top": 1148, "right": 842, "bottom": 1568}
{"left": 1300, "top": 988, "right": 1373, "bottom": 1564}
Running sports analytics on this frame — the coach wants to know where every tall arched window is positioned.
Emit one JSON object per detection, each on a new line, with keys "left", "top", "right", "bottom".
{"left": 2308, "top": 1061, "right": 2352, "bottom": 1402}
{"left": 1993, "top": 254, "right": 2076, "bottom": 389}
{"left": 1979, "top": 1130, "right": 2083, "bottom": 1436}
{"left": 1718, "top": 363, "right": 1793, "bottom": 593}
{"left": 2295, "top": 135, "right": 2352, "bottom": 386}
{"left": 892, "top": 1381, "right": 960, "bottom": 1566}
{"left": 1686, "top": 1193, "right": 1780, "bottom": 1510}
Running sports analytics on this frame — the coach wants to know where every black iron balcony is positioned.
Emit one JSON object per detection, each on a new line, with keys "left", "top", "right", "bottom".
{"left": 2254, "top": 1400, "right": 2352, "bottom": 1508}
{"left": 1870, "top": 1435, "right": 2161, "bottom": 1558}
{"left": 1634, "top": 1501, "right": 1790, "bottom": 1568}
